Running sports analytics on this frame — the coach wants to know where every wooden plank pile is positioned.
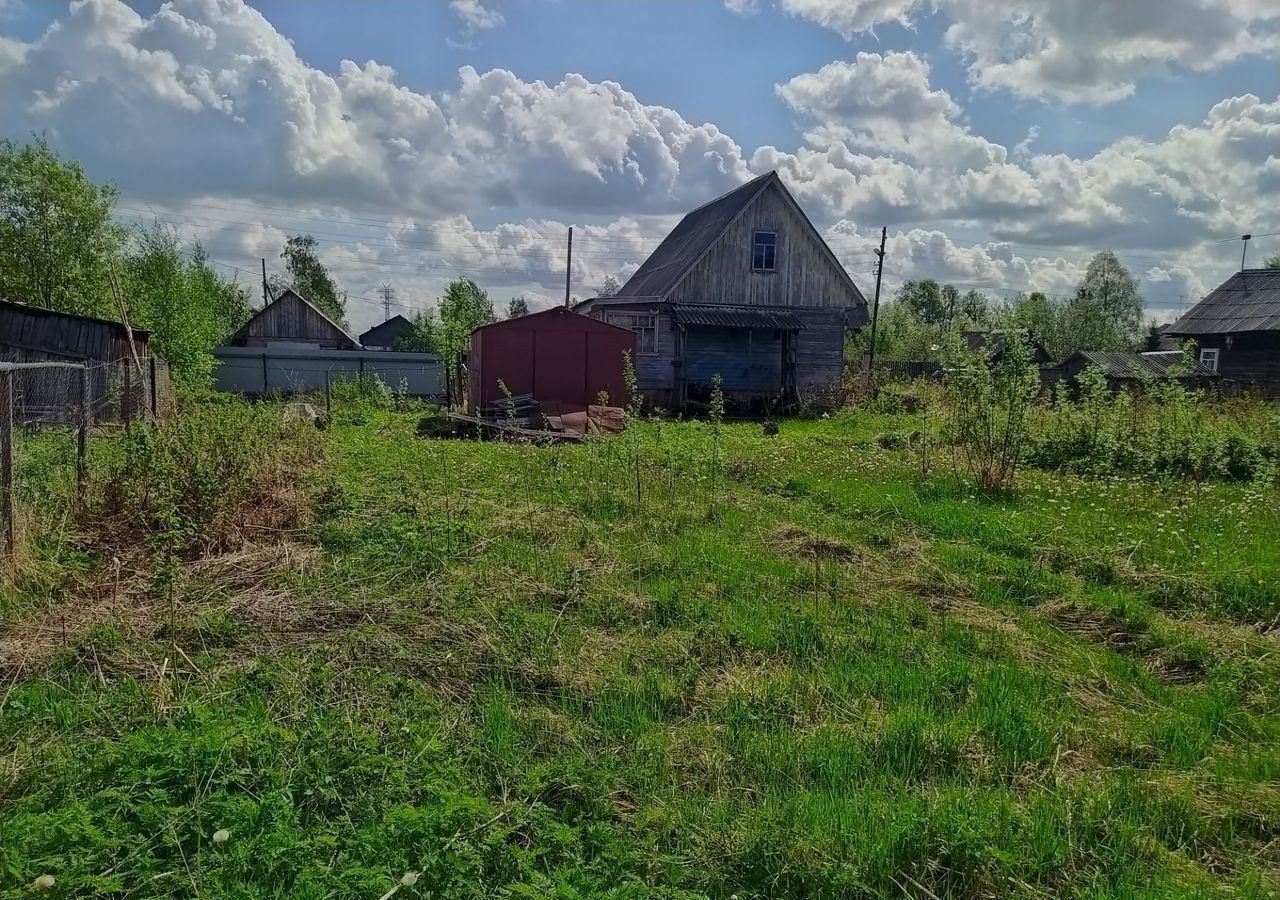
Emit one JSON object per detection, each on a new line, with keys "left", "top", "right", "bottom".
{"left": 478, "top": 393, "right": 541, "bottom": 429}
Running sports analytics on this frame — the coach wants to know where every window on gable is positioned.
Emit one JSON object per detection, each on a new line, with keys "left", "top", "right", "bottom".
{"left": 606, "top": 311, "right": 657, "bottom": 354}
{"left": 752, "top": 231, "right": 777, "bottom": 272}
{"left": 1199, "top": 347, "right": 1219, "bottom": 373}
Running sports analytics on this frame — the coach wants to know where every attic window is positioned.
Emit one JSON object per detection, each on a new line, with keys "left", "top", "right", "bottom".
{"left": 752, "top": 231, "right": 777, "bottom": 272}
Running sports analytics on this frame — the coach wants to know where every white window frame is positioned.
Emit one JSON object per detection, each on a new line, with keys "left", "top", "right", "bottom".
{"left": 1199, "top": 347, "right": 1219, "bottom": 373}
{"left": 606, "top": 311, "right": 657, "bottom": 354}
{"left": 752, "top": 231, "right": 778, "bottom": 272}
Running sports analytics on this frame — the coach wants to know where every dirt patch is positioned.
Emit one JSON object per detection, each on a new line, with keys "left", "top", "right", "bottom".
{"left": 0, "top": 541, "right": 322, "bottom": 681}
{"left": 765, "top": 524, "right": 867, "bottom": 562}
{"left": 1040, "top": 601, "right": 1207, "bottom": 685}
{"left": 1042, "top": 601, "right": 1142, "bottom": 652}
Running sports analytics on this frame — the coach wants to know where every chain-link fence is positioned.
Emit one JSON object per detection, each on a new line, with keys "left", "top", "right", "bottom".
{"left": 0, "top": 357, "right": 174, "bottom": 573}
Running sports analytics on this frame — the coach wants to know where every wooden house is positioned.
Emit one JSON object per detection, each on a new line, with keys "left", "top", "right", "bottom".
{"left": 1163, "top": 269, "right": 1280, "bottom": 394}
{"left": 226, "top": 288, "right": 360, "bottom": 350}
{"left": 574, "top": 171, "right": 868, "bottom": 409}
{"left": 359, "top": 315, "right": 415, "bottom": 350}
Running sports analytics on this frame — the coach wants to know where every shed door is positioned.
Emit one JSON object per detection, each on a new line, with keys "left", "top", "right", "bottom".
{"left": 533, "top": 330, "right": 587, "bottom": 408}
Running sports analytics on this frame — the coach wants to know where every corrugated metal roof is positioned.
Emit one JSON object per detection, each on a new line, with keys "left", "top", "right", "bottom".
{"left": 672, "top": 305, "right": 805, "bottom": 330}
{"left": 1075, "top": 350, "right": 1218, "bottom": 379}
{"left": 1165, "top": 269, "right": 1280, "bottom": 335}
{"left": 617, "top": 173, "right": 775, "bottom": 299}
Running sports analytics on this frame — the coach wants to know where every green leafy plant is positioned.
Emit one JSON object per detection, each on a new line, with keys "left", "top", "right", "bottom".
{"left": 943, "top": 331, "right": 1040, "bottom": 491}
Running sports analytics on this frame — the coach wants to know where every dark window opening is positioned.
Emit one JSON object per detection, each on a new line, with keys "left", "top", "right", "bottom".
{"left": 752, "top": 231, "right": 777, "bottom": 272}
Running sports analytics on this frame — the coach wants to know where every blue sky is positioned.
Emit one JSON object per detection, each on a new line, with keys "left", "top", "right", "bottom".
{"left": 2, "top": 0, "right": 1278, "bottom": 331}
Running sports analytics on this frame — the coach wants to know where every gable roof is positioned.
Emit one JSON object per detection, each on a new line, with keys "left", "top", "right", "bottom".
{"left": 359, "top": 314, "right": 414, "bottom": 347}
{"left": 230, "top": 287, "right": 361, "bottom": 346}
{"left": 617, "top": 171, "right": 865, "bottom": 306}
{"left": 1165, "top": 269, "right": 1280, "bottom": 335}
{"left": 1069, "top": 350, "right": 1218, "bottom": 379}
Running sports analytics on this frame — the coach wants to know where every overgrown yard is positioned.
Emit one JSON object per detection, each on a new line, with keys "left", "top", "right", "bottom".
{"left": 2, "top": 400, "right": 1278, "bottom": 898}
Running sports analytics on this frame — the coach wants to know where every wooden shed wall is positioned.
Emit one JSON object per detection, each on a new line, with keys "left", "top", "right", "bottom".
{"left": 231, "top": 292, "right": 356, "bottom": 349}
{"left": 0, "top": 303, "right": 139, "bottom": 363}
{"left": 665, "top": 182, "right": 862, "bottom": 311}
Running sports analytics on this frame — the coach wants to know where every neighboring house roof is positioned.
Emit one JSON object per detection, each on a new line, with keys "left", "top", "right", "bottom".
{"left": 616, "top": 171, "right": 866, "bottom": 307}
{"left": 672, "top": 305, "right": 806, "bottom": 330}
{"left": 1069, "top": 350, "right": 1218, "bottom": 379}
{"left": 1165, "top": 269, "right": 1280, "bottom": 335}
{"left": 229, "top": 287, "right": 361, "bottom": 347}
{"left": 359, "top": 314, "right": 414, "bottom": 347}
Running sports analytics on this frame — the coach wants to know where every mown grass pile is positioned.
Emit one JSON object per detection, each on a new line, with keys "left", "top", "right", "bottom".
{"left": 1, "top": 394, "right": 1277, "bottom": 898}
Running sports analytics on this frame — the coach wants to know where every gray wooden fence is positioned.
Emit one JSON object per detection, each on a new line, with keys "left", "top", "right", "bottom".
{"left": 212, "top": 347, "right": 445, "bottom": 398}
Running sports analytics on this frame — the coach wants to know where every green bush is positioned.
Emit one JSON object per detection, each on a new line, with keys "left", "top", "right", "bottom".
{"left": 1028, "top": 369, "right": 1279, "bottom": 482}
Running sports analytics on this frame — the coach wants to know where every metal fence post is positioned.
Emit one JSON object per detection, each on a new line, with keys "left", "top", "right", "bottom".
{"left": 0, "top": 370, "right": 14, "bottom": 563}
{"left": 77, "top": 364, "right": 90, "bottom": 490}
{"left": 325, "top": 369, "right": 332, "bottom": 415}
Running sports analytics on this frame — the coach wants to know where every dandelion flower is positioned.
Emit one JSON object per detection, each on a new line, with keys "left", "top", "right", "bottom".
{"left": 34, "top": 875, "right": 56, "bottom": 890}
{"left": 213, "top": 829, "right": 230, "bottom": 844}
{"left": 401, "top": 871, "right": 420, "bottom": 887}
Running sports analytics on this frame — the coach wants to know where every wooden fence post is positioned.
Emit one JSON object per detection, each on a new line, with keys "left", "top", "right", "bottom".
{"left": 1, "top": 370, "right": 14, "bottom": 563}
{"left": 122, "top": 361, "right": 133, "bottom": 430}
{"left": 77, "top": 364, "right": 89, "bottom": 490}
{"left": 149, "top": 356, "right": 159, "bottom": 421}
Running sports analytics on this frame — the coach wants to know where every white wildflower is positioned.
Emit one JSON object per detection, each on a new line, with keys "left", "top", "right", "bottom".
{"left": 213, "top": 829, "right": 230, "bottom": 844}
{"left": 34, "top": 874, "right": 56, "bottom": 890}
{"left": 401, "top": 871, "right": 420, "bottom": 887}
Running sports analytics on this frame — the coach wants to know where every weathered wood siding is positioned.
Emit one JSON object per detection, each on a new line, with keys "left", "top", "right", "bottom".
{"left": 0, "top": 300, "right": 141, "bottom": 363}
{"left": 665, "top": 181, "right": 862, "bottom": 310}
{"left": 229, "top": 290, "right": 357, "bottom": 349}
{"left": 1207, "top": 332, "right": 1280, "bottom": 394}
{"left": 585, "top": 302, "right": 676, "bottom": 390}
{"left": 792, "top": 307, "right": 845, "bottom": 395}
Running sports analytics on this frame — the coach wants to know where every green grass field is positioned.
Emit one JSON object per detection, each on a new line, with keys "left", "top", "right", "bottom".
{"left": 2, "top": 407, "right": 1278, "bottom": 898}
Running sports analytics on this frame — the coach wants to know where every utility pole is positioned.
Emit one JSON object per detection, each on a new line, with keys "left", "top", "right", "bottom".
{"left": 865, "top": 226, "right": 888, "bottom": 385}
{"left": 1241, "top": 233, "right": 1252, "bottom": 271}
{"left": 261, "top": 258, "right": 270, "bottom": 307}
{"left": 564, "top": 226, "right": 573, "bottom": 308}
{"left": 379, "top": 283, "right": 396, "bottom": 322}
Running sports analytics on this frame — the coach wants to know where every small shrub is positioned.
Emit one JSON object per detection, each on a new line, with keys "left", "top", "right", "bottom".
{"left": 943, "top": 333, "right": 1040, "bottom": 491}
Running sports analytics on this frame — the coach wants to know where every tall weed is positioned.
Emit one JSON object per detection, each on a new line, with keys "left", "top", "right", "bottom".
{"left": 98, "top": 397, "right": 315, "bottom": 552}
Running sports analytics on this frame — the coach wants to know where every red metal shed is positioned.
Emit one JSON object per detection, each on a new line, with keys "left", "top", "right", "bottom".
{"left": 468, "top": 307, "right": 635, "bottom": 414}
